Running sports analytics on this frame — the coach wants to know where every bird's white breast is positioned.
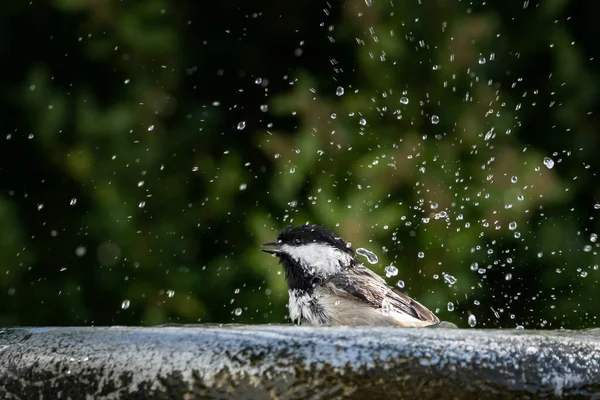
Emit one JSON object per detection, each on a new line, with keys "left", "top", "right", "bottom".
{"left": 287, "top": 289, "right": 330, "bottom": 325}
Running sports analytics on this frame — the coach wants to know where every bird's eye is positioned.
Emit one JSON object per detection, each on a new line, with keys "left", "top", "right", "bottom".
{"left": 294, "top": 238, "right": 301, "bottom": 245}
{"left": 311, "top": 277, "right": 322, "bottom": 286}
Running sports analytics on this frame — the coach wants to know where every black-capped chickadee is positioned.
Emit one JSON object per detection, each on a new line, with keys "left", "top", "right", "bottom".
{"left": 262, "top": 224, "right": 441, "bottom": 327}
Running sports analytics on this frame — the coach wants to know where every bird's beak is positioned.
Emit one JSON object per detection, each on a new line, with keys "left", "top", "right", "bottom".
{"left": 261, "top": 242, "right": 281, "bottom": 255}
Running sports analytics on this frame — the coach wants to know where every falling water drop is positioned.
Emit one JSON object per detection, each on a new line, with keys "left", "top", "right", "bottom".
{"left": 443, "top": 274, "right": 457, "bottom": 285}
{"left": 356, "top": 248, "right": 379, "bottom": 264}
{"left": 543, "top": 157, "right": 555, "bottom": 169}
{"left": 468, "top": 313, "right": 477, "bottom": 327}
{"left": 384, "top": 265, "right": 398, "bottom": 278}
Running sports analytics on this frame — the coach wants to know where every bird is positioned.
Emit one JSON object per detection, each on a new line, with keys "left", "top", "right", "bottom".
{"left": 262, "top": 224, "right": 442, "bottom": 327}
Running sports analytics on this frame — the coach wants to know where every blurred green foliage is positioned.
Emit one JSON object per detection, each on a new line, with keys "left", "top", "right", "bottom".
{"left": 1, "top": 0, "right": 599, "bottom": 329}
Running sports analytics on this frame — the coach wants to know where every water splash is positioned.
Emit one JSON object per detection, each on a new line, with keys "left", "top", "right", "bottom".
{"left": 384, "top": 265, "right": 398, "bottom": 278}
{"left": 356, "top": 248, "right": 379, "bottom": 264}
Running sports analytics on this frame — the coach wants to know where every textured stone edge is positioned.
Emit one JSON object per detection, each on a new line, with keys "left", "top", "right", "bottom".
{"left": 1, "top": 326, "right": 600, "bottom": 399}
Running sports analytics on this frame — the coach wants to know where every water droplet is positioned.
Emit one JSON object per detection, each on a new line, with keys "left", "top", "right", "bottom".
{"left": 505, "top": 273, "right": 512, "bottom": 281}
{"left": 595, "top": 204, "right": 600, "bottom": 210}
{"left": 234, "top": 307, "right": 243, "bottom": 316}
{"left": 447, "top": 302, "right": 455, "bottom": 312}
{"left": 330, "top": 113, "right": 337, "bottom": 119}
{"left": 443, "top": 274, "right": 457, "bottom": 285}
{"left": 289, "top": 167, "right": 296, "bottom": 174}
{"left": 121, "top": 300, "right": 130, "bottom": 310}
{"left": 364, "top": 0, "right": 372, "bottom": 6}
{"left": 356, "top": 248, "right": 379, "bottom": 264}
{"left": 543, "top": 157, "right": 554, "bottom": 169}
{"left": 396, "top": 280, "right": 405, "bottom": 289}
{"left": 431, "top": 115, "right": 439, "bottom": 124}
{"left": 167, "top": 290, "right": 175, "bottom": 297}
{"left": 584, "top": 244, "right": 592, "bottom": 252}
{"left": 147, "top": 125, "right": 155, "bottom": 132}
{"left": 75, "top": 246, "right": 87, "bottom": 257}
{"left": 591, "top": 233, "right": 597, "bottom": 243}
{"left": 400, "top": 97, "right": 409, "bottom": 104}
{"left": 417, "top": 251, "right": 425, "bottom": 259}
{"left": 239, "top": 183, "right": 247, "bottom": 191}
{"left": 237, "top": 121, "right": 246, "bottom": 130}
{"left": 138, "top": 201, "right": 146, "bottom": 208}
{"left": 384, "top": 265, "right": 398, "bottom": 278}
{"left": 470, "top": 262, "right": 479, "bottom": 271}
{"left": 359, "top": 118, "right": 367, "bottom": 126}
{"left": 478, "top": 57, "right": 486, "bottom": 64}
{"left": 124, "top": 79, "right": 130, "bottom": 84}
{"left": 69, "top": 198, "right": 77, "bottom": 206}
{"left": 336, "top": 86, "right": 344, "bottom": 96}
{"left": 511, "top": 176, "right": 518, "bottom": 183}
{"left": 137, "top": 180, "right": 144, "bottom": 187}
{"left": 516, "top": 325, "right": 524, "bottom": 330}
{"left": 509, "top": 221, "right": 517, "bottom": 230}
{"left": 260, "top": 104, "right": 268, "bottom": 112}
{"left": 468, "top": 313, "right": 477, "bottom": 327}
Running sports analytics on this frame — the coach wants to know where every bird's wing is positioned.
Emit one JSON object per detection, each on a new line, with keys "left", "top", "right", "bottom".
{"left": 322, "top": 265, "right": 439, "bottom": 324}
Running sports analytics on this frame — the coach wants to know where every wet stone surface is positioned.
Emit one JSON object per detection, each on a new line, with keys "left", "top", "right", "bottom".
{"left": 1, "top": 325, "right": 600, "bottom": 399}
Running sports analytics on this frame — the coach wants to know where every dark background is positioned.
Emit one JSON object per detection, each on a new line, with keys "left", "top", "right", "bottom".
{"left": 1, "top": 0, "right": 599, "bottom": 329}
